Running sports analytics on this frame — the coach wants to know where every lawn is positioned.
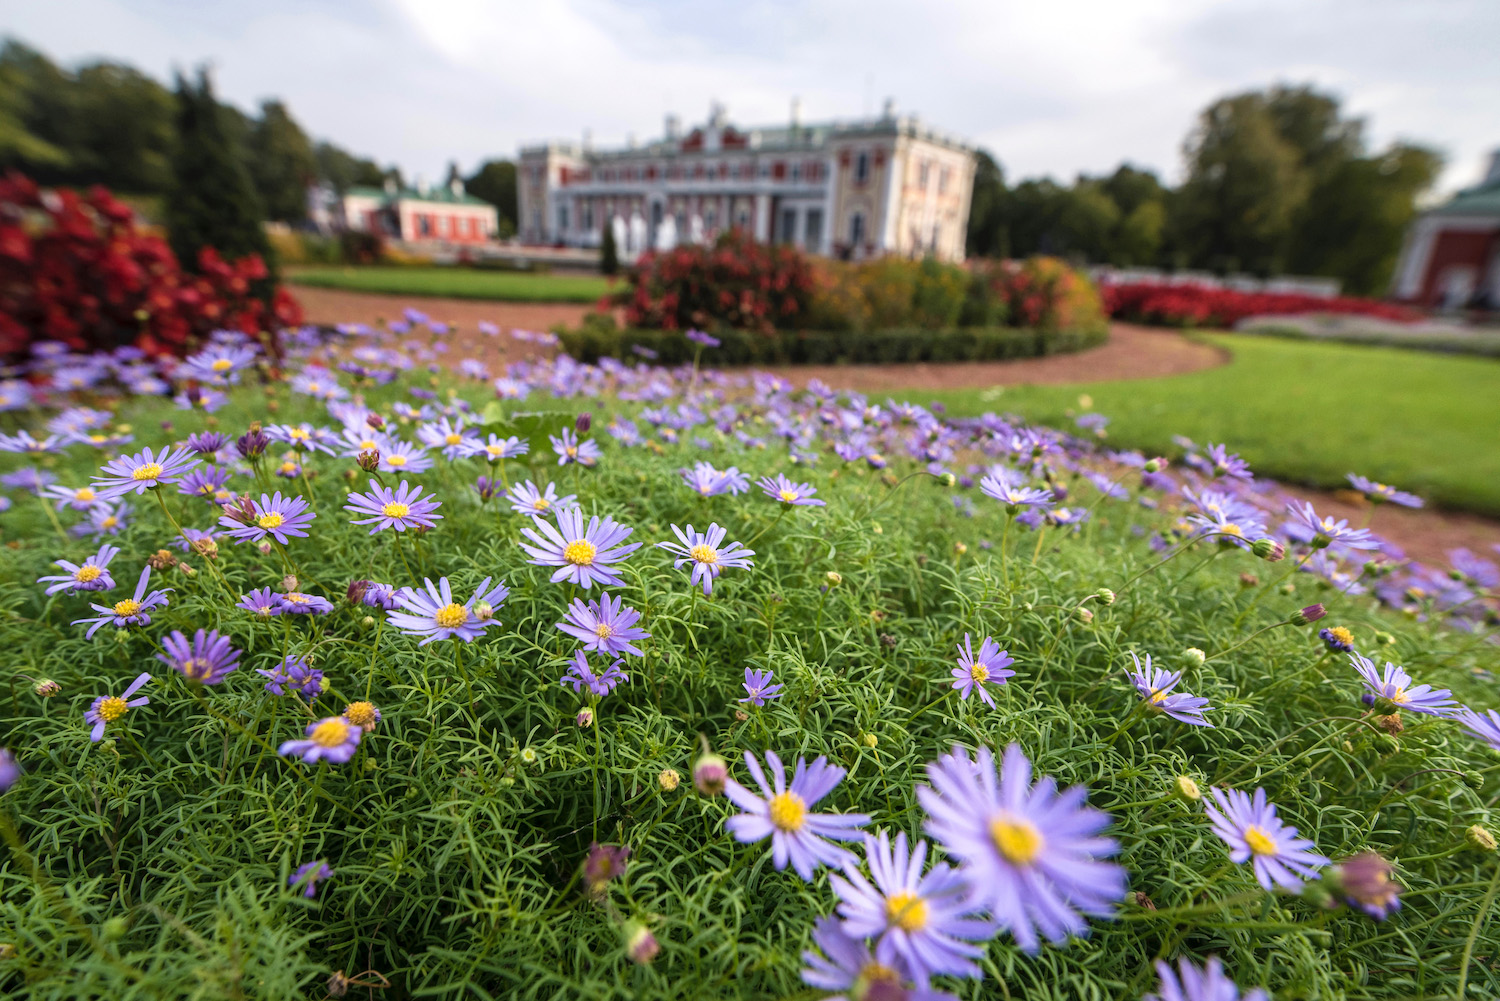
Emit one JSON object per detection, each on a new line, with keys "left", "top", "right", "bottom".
{"left": 287, "top": 266, "right": 615, "bottom": 303}
{"left": 930, "top": 332, "right": 1500, "bottom": 516}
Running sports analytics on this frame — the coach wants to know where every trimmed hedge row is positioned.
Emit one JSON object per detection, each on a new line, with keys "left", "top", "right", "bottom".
{"left": 556, "top": 323, "right": 1109, "bottom": 367}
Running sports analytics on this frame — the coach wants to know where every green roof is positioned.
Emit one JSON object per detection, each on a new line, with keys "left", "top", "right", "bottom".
{"left": 1429, "top": 179, "right": 1500, "bottom": 218}
{"left": 345, "top": 185, "right": 494, "bottom": 207}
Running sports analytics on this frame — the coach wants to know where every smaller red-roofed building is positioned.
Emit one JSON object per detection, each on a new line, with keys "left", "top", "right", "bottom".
{"left": 1392, "top": 151, "right": 1500, "bottom": 309}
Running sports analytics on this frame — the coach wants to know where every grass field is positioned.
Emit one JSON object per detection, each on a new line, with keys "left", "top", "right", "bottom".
{"left": 287, "top": 266, "right": 615, "bottom": 303}
{"left": 930, "top": 332, "right": 1500, "bottom": 517}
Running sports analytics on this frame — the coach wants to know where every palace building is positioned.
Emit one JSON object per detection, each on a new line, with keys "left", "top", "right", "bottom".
{"left": 1392, "top": 150, "right": 1500, "bottom": 309}
{"left": 518, "top": 101, "right": 976, "bottom": 262}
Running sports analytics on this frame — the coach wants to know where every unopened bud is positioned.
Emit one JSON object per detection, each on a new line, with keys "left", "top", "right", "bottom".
{"left": 364, "top": 413, "right": 385, "bottom": 430}
{"left": 825, "top": 571, "right": 842, "bottom": 587}
{"left": 179, "top": 563, "right": 197, "bottom": 577}
{"left": 1375, "top": 631, "right": 1396, "bottom": 646}
{"left": 576, "top": 707, "right": 594, "bottom": 729}
{"left": 658, "top": 768, "right": 680, "bottom": 791}
{"left": 693, "top": 753, "right": 728, "bottom": 796}
{"left": 34, "top": 679, "right": 60, "bottom": 697}
{"left": 1239, "top": 572, "right": 1260, "bottom": 588}
{"left": 575, "top": 412, "right": 592, "bottom": 434}
{"left": 1143, "top": 458, "right": 1162, "bottom": 473}
{"left": 1074, "top": 606, "right": 1094, "bottom": 625}
{"left": 360, "top": 615, "right": 376, "bottom": 629}
{"left": 1466, "top": 824, "right": 1497, "bottom": 852}
{"left": 1291, "top": 603, "right": 1326, "bottom": 626}
{"left": 347, "top": 580, "right": 371, "bottom": 604}
{"left": 281, "top": 575, "right": 299, "bottom": 593}
{"left": 473, "top": 601, "right": 494, "bottom": 622}
{"left": 1372, "top": 734, "right": 1400, "bottom": 756}
{"left": 1251, "top": 538, "right": 1285, "bottom": 562}
{"left": 624, "top": 922, "right": 659, "bottom": 965}
{"left": 1174, "top": 775, "right": 1201, "bottom": 801}
{"left": 953, "top": 541, "right": 967, "bottom": 556}
{"left": 1095, "top": 587, "right": 1115, "bottom": 606}
{"left": 357, "top": 449, "right": 381, "bottom": 472}
{"left": 861, "top": 732, "right": 878, "bottom": 748}
{"left": 101, "top": 917, "right": 128, "bottom": 941}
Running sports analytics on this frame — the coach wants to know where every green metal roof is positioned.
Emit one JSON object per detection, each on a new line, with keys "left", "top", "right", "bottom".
{"left": 345, "top": 185, "right": 494, "bottom": 207}
{"left": 1428, "top": 180, "right": 1500, "bottom": 218}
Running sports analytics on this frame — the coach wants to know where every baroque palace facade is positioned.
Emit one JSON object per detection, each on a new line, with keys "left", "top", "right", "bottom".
{"left": 518, "top": 101, "right": 976, "bottom": 261}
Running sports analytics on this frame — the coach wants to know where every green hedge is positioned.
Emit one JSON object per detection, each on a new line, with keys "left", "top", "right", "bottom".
{"left": 557, "top": 323, "right": 1109, "bottom": 366}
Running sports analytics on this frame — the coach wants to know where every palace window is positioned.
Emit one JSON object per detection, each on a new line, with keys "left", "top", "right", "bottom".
{"left": 557, "top": 205, "right": 569, "bottom": 232}
{"left": 854, "top": 152, "right": 870, "bottom": 184}
{"left": 582, "top": 203, "right": 594, "bottom": 231}
{"left": 805, "top": 208, "right": 823, "bottom": 249}
{"left": 919, "top": 161, "right": 930, "bottom": 189}
{"left": 849, "top": 211, "right": 865, "bottom": 246}
{"left": 939, "top": 167, "right": 951, "bottom": 194}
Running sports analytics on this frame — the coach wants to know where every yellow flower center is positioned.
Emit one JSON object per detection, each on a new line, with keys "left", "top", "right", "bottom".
{"left": 566, "top": 446, "right": 578, "bottom": 457}
{"left": 767, "top": 791, "right": 807, "bottom": 832}
{"left": 487, "top": 445, "right": 504, "bottom": 458}
{"left": 970, "top": 663, "right": 990, "bottom": 683}
{"left": 857, "top": 962, "right": 902, "bottom": 991}
{"left": 778, "top": 488, "right": 799, "bottom": 502}
{"left": 382, "top": 501, "right": 411, "bottom": 519}
{"left": 689, "top": 544, "right": 719, "bottom": 564}
{"left": 283, "top": 593, "right": 309, "bottom": 604}
{"left": 89, "top": 433, "right": 107, "bottom": 443}
{"left": 564, "top": 540, "right": 597, "bottom": 566}
{"left": 96, "top": 695, "right": 128, "bottom": 722}
{"left": 444, "top": 433, "right": 461, "bottom": 445}
{"left": 360, "top": 438, "right": 378, "bottom": 450}
{"left": 1220, "top": 523, "right": 1243, "bottom": 537}
{"left": 112, "top": 598, "right": 141, "bottom": 617}
{"left": 532, "top": 497, "right": 551, "bottom": 511}
{"left": 290, "top": 429, "right": 309, "bottom": 441}
{"left": 595, "top": 622, "right": 614, "bottom": 639}
{"left": 386, "top": 455, "right": 407, "bottom": 467}
{"left": 310, "top": 718, "right": 351, "bottom": 748}
{"left": 1390, "top": 688, "right": 1410, "bottom": 704}
{"left": 181, "top": 657, "right": 212, "bottom": 680}
{"left": 434, "top": 603, "right": 469, "bottom": 628}
{"left": 101, "top": 516, "right": 119, "bottom": 529}
{"left": 345, "top": 701, "right": 377, "bottom": 727}
{"left": 132, "top": 462, "right": 164, "bottom": 481}
{"left": 211, "top": 358, "right": 234, "bottom": 372}
{"left": 1244, "top": 825, "right": 1278, "bottom": 856}
{"left": 257, "top": 512, "right": 285, "bottom": 530}
{"left": 74, "top": 487, "right": 95, "bottom": 501}
{"left": 1149, "top": 689, "right": 1169, "bottom": 705}
{"left": 989, "top": 814, "right": 1045, "bottom": 865}
{"left": 75, "top": 565, "right": 102, "bottom": 582}
{"left": 278, "top": 462, "right": 297, "bottom": 475}
{"left": 884, "top": 891, "right": 929, "bottom": 932}
{"left": 1327, "top": 627, "right": 1354, "bottom": 646}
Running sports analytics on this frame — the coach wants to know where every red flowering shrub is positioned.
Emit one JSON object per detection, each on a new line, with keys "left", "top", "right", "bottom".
{"left": 1101, "top": 282, "right": 1417, "bottom": 328}
{"left": 618, "top": 230, "right": 816, "bottom": 334}
{"left": 972, "top": 257, "right": 1109, "bottom": 335}
{"left": 0, "top": 172, "right": 302, "bottom": 360}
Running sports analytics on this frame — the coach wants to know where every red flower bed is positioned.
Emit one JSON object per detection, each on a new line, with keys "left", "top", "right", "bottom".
{"left": 0, "top": 172, "right": 302, "bottom": 360}
{"left": 618, "top": 230, "right": 816, "bottom": 334}
{"left": 1101, "top": 281, "right": 1418, "bottom": 328}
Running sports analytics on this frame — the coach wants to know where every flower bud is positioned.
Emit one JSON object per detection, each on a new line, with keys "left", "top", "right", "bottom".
{"left": 953, "top": 541, "right": 968, "bottom": 556}
{"left": 34, "top": 679, "right": 60, "bottom": 697}
{"left": 179, "top": 563, "right": 197, "bottom": 577}
{"left": 575, "top": 411, "right": 592, "bottom": 434}
{"left": 236, "top": 426, "right": 269, "bottom": 459}
{"left": 1239, "top": 572, "right": 1259, "bottom": 588}
{"left": 583, "top": 842, "right": 630, "bottom": 899}
{"left": 473, "top": 602, "right": 494, "bottom": 622}
{"left": 861, "top": 732, "right": 878, "bottom": 749}
{"left": 1462, "top": 770, "right": 1485, "bottom": 791}
{"left": 624, "top": 922, "right": 659, "bottom": 965}
{"left": 357, "top": 449, "right": 381, "bottom": 472}
{"left": 281, "top": 575, "right": 299, "bottom": 593}
{"left": 1074, "top": 606, "right": 1094, "bottom": 625}
{"left": 1095, "top": 587, "right": 1115, "bottom": 606}
{"left": 1174, "top": 775, "right": 1202, "bottom": 801}
{"left": 576, "top": 707, "right": 594, "bottom": 729}
{"left": 499, "top": 775, "right": 514, "bottom": 787}
{"left": 1375, "top": 631, "right": 1396, "bottom": 646}
{"left": 1251, "top": 538, "right": 1285, "bottom": 562}
{"left": 1291, "top": 603, "right": 1327, "bottom": 626}
{"left": 825, "top": 571, "right": 842, "bottom": 587}
{"left": 347, "top": 580, "right": 371, "bottom": 605}
{"left": 693, "top": 753, "right": 728, "bottom": 796}
{"left": 1143, "top": 458, "right": 1162, "bottom": 473}
{"left": 658, "top": 768, "right": 680, "bottom": 791}
{"left": 1183, "top": 647, "right": 1206, "bottom": 667}
{"left": 520, "top": 747, "right": 539, "bottom": 766}
{"left": 1132, "top": 890, "right": 1156, "bottom": 910}
{"left": 1466, "top": 824, "right": 1497, "bottom": 852}
{"left": 364, "top": 413, "right": 385, "bottom": 430}
{"left": 360, "top": 615, "right": 376, "bottom": 629}
{"left": 1372, "top": 734, "right": 1400, "bottom": 756}
{"left": 101, "top": 917, "right": 128, "bottom": 941}
{"left": 943, "top": 472, "right": 956, "bottom": 488}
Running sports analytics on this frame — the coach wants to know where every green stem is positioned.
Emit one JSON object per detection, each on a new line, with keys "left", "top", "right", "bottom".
{"left": 1456, "top": 864, "right": 1500, "bottom": 1000}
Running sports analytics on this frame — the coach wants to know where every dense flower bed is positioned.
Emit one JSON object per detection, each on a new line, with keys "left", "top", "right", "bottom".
{"left": 0, "top": 320, "right": 1496, "bottom": 998}
{"left": 0, "top": 173, "right": 302, "bottom": 360}
{"left": 1102, "top": 281, "right": 1418, "bottom": 328}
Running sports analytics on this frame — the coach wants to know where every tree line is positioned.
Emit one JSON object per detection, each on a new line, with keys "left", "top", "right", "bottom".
{"left": 966, "top": 85, "right": 1443, "bottom": 296}
{"left": 0, "top": 38, "right": 519, "bottom": 236}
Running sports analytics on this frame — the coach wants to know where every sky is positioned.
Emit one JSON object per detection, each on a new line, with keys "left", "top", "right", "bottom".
{"left": 4, "top": 0, "right": 1498, "bottom": 195}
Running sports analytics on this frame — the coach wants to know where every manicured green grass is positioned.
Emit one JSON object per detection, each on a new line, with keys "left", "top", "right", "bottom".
{"left": 288, "top": 266, "right": 614, "bottom": 303}
{"left": 930, "top": 333, "right": 1500, "bottom": 516}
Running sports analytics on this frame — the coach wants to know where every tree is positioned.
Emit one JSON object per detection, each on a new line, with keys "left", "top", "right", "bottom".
{"left": 1007, "top": 179, "right": 1069, "bottom": 258}
{"left": 466, "top": 159, "right": 517, "bottom": 232}
{"left": 165, "top": 68, "right": 272, "bottom": 274}
{"left": 1055, "top": 179, "right": 1120, "bottom": 262}
{"left": 247, "top": 100, "right": 316, "bottom": 223}
{"left": 965, "top": 149, "right": 1008, "bottom": 258}
{"left": 314, "top": 142, "right": 386, "bottom": 193}
{"left": 600, "top": 214, "right": 619, "bottom": 275}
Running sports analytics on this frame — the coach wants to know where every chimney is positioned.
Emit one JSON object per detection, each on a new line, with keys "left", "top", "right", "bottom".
{"left": 665, "top": 114, "right": 681, "bottom": 140}
{"left": 415, "top": 174, "right": 429, "bottom": 196}
{"left": 383, "top": 176, "right": 397, "bottom": 196}
{"left": 882, "top": 97, "right": 896, "bottom": 120}
{"left": 709, "top": 100, "right": 727, "bottom": 128}
{"left": 450, "top": 177, "right": 464, "bottom": 197}
{"left": 790, "top": 96, "right": 802, "bottom": 128}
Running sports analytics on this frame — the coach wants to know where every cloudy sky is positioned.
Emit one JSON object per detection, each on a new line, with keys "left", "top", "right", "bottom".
{"left": 6, "top": 0, "right": 1498, "bottom": 194}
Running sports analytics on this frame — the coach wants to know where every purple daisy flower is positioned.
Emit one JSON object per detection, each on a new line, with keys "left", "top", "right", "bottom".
{"left": 0, "top": 430, "right": 62, "bottom": 455}
{"left": 0, "top": 748, "right": 19, "bottom": 791}
{"left": 345, "top": 480, "right": 443, "bottom": 534}
{"left": 560, "top": 650, "right": 629, "bottom": 697}
{"left": 1347, "top": 473, "right": 1422, "bottom": 508}
{"left": 520, "top": 509, "right": 640, "bottom": 590}
{"left": 505, "top": 479, "right": 577, "bottom": 517}
{"left": 288, "top": 859, "right": 333, "bottom": 898}
{"left": 462, "top": 433, "right": 529, "bottom": 464}
{"left": 550, "top": 427, "right": 601, "bottom": 467}
{"left": 917, "top": 743, "right": 1126, "bottom": 953}
{"left": 800, "top": 916, "right": 958, "bottom": 1001}
{"left": 279, "top": 717, "right": 361, "bottom": 764}
{"left": 387, "top": 576, "right": 510, "bottom": 644}
{"left": 1203, "top": 443, "right": 1253, "bottom": 481}
{"left": 1455, "top": 707, "right": 1500, "bottom": 752}
{"left": 377, "top": 439, "right": 433, "bottom": 475}
{"left": 830, "top": 830, "right": 991, "bottom": 988}
{"left": 157, "top": 628, "right": 241, "bottom": 684}
{"left": 1128, "top": 652, "right": 1214, "bottom": 727}
{"left": 1204, "top": 787, "right": 1329, "bottom": 891}
{"left": 951, "top": 634, "right": 1015, "bottom": 707}
{"left": 45, "top": 484, "right": 103, "bottom": 511}
{"left": 266, "top": 422, "right": 337, "bottom": 455}
{"left": 177, "top": 465, "right": 234, "bottom": 504}
{"left": 1319, "top": 626, "right": 1355, "bottom": 653}
{"left": 85, "top": 672, "right": 151, "bottom": 741}
{"left": 1335, "top": 852, "right": 1403, "bottom": 921}
{"left": 71, "top": 500, "right": 131, "bottom": 539}
{"left": 680, "top": 462, "right": 748, "bottom": 497}
{"left": 218, "top": 491, "right": 316, "bottom": 546}
{"left": 72, "top": 565, "right": 172, "bottom": 638}
{"left": 656, "top": 523, "right": 755, "bottom": 596}
{"left": 358, "top": 582, "right": 400, "bottom": 610}
{"left": 339, "top": 426, "right": 391, "bottom": 458}
{"left": 723, "top": 751, "right": 870, "bottom": 881}
{"left": 1286, "top": 501, "right": 1378, "bottom": 551}
{"left": 416, "top": 416, "right": 477, "bottom": 459}
{"left": 739, "top": 667, "right": 784, "bottom": 706}
{"left": 184, "top": 431, "right": 231, "bottom": 459}
{"left": 38, "top": 542, "right": 119, "bottom": 595}
{"left": 276, "top": 591, "right": 335, "bottom": 615}
{"left": 685, "top": 328, "right": 721, "bottom": 347}
{"left": 758, "top": 473, "right": 826, "bottom": 507}
{"left": 181, "top": 343, "right": 258, "bottom": 385}
{"left": 93, "top": 445, "right": 200, "bottom": 498}
{"left": 980, "top": 467, "right": 1054, "bottom": 511}
{"left": 258, "top": 655, "right": 324, "bottom": 697}
{"left": 556, "top": 592, "right": 650, "bottom": 657}
{"left": 1146, "top": 956, "right": 1268, "bottom": 1001}
{"left": 1350, "top": 652, "right": 1457, "bottom": 716}
{"left": 238, "top": 586, "right": 283, "bottom": 618}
